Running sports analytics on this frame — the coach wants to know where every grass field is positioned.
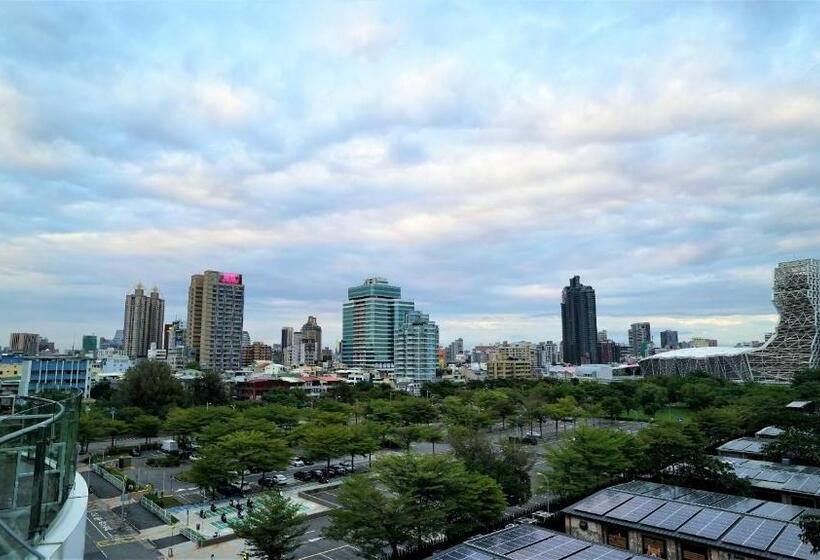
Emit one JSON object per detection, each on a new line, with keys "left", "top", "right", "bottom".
{"left": 623, "top": 406, "right": 693, "bottom": 422}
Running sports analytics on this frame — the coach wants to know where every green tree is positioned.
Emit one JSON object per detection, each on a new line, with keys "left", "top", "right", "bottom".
{"left": 184, "top": 452, "right": 232, "bottom": 500}
{"left": 541, "top": 426, "right": 633, "bottom": 498}
{"left": 230, "top": 492, "right": 308, "bottom": 560}
{"left": 695, "top": 407, "right": 744, "bottom": 446}
{"left": 765, "top": 427, "right": 820, "bottom": 466}
{"left": 800, "top": 513, "right": 820, "bottom": 554}
{"left": 344, "top": 426, "right": 379, "bottom": 468}
{"left": 376, "top": 453, "right": 506, "bottom": 541}
{"left": 665, "top": 455, "right": 751, "bottom": 495}
{"left": 636, "top": 384, "right": 668, "bottom": 417}
{"left": 216, "top": 431, "right": 291, "bottom": 487}
{"left": 89, "top": 379, "right": 114, "bottom": 402}
{"left": 391, "top": 425, "right": 424, "bottom": 452}
{"left": 421, "top": 426, "right": 445, "bottom": 454}
{"left": 324, "top": 476, "right": 411, "bottom": 557}
{"left": 189, "top": 371, "right": 229, "bottom": 406}
{"left": 79, "top": 411, "right": 106, "bottom": 453}
{"left": 633, "top": 421, "right": 704, "bottom": 476}
{"left": 117, "top": 361, "right": 183, "bottom": 416}
{"left": 300, "top": 424, "right": 349, "bottom": 469}
{"left": 102, "top": 419, "right": 130, "bottom": 449}
{"left": 131, "top": 414, "right": 162, "bottom": 445}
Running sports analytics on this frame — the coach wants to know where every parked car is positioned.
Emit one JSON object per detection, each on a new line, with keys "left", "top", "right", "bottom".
{"left": 521, "top": 435, "right": 539, "bottom": 445}
{"left": 294, "top": 470, "right": 312, "bottom": 482}
{"left": 259, "top": 476, "right": 276, "bottom": 487}
{"left": 290, "top": 459, "right": 305, "bottom": 467}
{"left": 160, "top": 439, "right": 178, "bottom": 454}
{"left": 217, "top": 484, "right": 242, "bottom": 496}
{"left": 526, "top": 431, "right": 542, "bottom": 438}
{"left": 129, "top": 448, "right": 142, "bottom": 457}
{"left": 311, "top": 469, "right": 328, "bottom": 483}
{"left": 229, "top": 481, "right": 252, "bottom": 493}
{"left": 298, "top": 456, "right": 315, "bottom": 465}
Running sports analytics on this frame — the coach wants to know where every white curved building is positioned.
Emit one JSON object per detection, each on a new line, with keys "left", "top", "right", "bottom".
{"left": 641, "top": 258, "right": 820, "bottom": 382}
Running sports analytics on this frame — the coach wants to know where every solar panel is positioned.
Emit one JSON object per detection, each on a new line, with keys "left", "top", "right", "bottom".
{"left": 678, "top": 490, "right": 728, "bottom": 507}
{"left": 470, "top": 525, "right": 553, "bottom": 554}
{"left": 754, "top": 469, "right": 791, "bottom": 484}
{"left": 575, "top": 491, "right": 634, "bottom": 516}
{"left": 641, "top": 502, "right": 702, "bottom": 531}
{"left": 644, "top": 485, "right": 694, "bottom": 500}
{"left": 734, "top": 467, "right": 763, "bottom": 480}
{"left": 510, "top": 535, "right": 589, "bottom": 560}
{"left": 722, "top": 517, "right": 785, "bottom": 551}
{"left": 562, "top": 544, "right": 632, "bottom": 560}
{"left": 744, "top": 441, "right": 766, "bottom": 454}
{"left": 678, "top": 509, "right": 740, "bottom": 539}
{"left": 616, "top": 481, "right": 662, "bottom": 495}
{"left": 719, "top": 439, "right": 752, "bottom": 452}
{"left": 750, "top": 502, "right": 806, "bottom": 522}
{"left": 768, "top": 524, "right": 817, "bottom": 560}
{"left": 714, "top": 496, "right": 765, "bottom": 513}
{"left": 436, "top": 545, "right": 496, "bottom": 560}
{"left": 608, "top": 497, "right": 666, "bottom": 522}
{"left": 783, "top": 474, "right": 820, "bottom": 495}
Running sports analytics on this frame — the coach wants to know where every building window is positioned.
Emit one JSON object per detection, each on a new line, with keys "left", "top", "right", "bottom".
{"left": 680, "top": 543, "right": 707, "bottom": 560}
{"left": 642, "top": 536, "right": 666, "bottom": 559}
{"left": 606, "top": 527, "right": 629, "bottom": 550}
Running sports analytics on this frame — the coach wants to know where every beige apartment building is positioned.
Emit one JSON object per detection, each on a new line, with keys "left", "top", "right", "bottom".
{"left": 187, "top": 270, "right": 245, "bottom": 372}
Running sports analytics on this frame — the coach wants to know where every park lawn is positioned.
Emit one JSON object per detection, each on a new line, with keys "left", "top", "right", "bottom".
{"left": 622, "top": 406, "right": 693, "bottom": 422}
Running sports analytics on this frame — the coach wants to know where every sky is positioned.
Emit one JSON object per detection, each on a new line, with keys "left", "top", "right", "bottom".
{"left": 1, "top": 2, "right": 819, "bottom": 351}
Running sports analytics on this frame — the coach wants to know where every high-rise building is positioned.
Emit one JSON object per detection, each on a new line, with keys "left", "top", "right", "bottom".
{"left": 186, "top": 271, "right": 245, "bottom": 372}
{"left": 281, "top": 327, "right": 294, "bottom": 351}
{"left": 301, "top": 316, "right": 322, "bottom": 365}
{"left": 561, "top": 276, "right": 599, "bottom": 364}
{"left": 487, "top": 346, "right": 534, "bottom": 380}
{"left": 123, "top": 284, "right": 165, "bottom": 359}
{"left": 445, "top": 338, "right": 464, "bottom": 363}
{"left": 598, "top": 340, "right": 620, "bottom": 363}
{"left": 629, "top": 322, "right": 652, "bottom": 357}
{"left": 241, "top": 331, "right": 251, "bottom": 348}
{"left": 242, "top": 341, "right": 273, "bottom": 366}
{"left": 112, "top": 329, "right": 124, "bottom": 348}
{"left": 394, "top": 311, "right": 439, "bottom": 382}
{"left": 341, "top": 277, "right": 414, "bottom": 369}
{"left": 81, "top": 335, "right": 98, "bottom": 353}
{"left": 660, "top": 330, "right": 679, "bottom": 349}
{"left": 690, "top": 337, "right": 718, "bottom": 348}
{"left": 8, "top": 332, "right": 40, "bottom": 356}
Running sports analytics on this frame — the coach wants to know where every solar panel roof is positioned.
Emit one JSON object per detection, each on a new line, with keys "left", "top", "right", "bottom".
{"left": 722, "top": 517, "right": 786, "bottom": 551}
{"left": 574, "top": 491, "right": 633, "bottom": 516}
{"left": 641, "top": 502, "right": 702, "bottom": 531}
{"left": 769, "top": 524, "right": 817, "bottom": 560}
{"left": 509, "top": 535, "right": 588, "bottom": 560}
{"left": 436, "top": 545, "right": 497, "bottom": 560}
{"left": 616, "top": 481, "right": 662, "bottom": 495}
{"left": 750, "top": 502, "right": 807, "bottom": 522}
{"left": 714, "top": 495, "right": 766, "bottom": 513}
{"left": 678, "top": 509, "right": 741, "bottom": 540}
{"left": 678, "top": 490, "right": 730, "bottom": 507}
{"left": 643, "top": 485, "right": 694, "bottom": 500}
{"left": 607, "top": 497, "right": 666, "bottom": 522}
{"left": 783, "top": 474, "right": 820, "bottom": 495}
{"left": 470, "top": 525, "right": 552, "bottom": 554}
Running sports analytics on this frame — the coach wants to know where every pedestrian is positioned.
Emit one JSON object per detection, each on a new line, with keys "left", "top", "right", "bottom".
{"left": 210, "top": 555, "right": 214, "bottom": 560}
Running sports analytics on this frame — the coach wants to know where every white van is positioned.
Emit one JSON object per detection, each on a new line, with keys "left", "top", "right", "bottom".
{"left": 160, "top": 439, "right": 179, "bottom": 453}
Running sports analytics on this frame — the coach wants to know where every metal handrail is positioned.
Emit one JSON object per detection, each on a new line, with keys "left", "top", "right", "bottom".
{"left": 0, "top": 396, "right": 65, "bottom": 445}
{"left": 0, "top": 518, "right": 44, "bottom": 560}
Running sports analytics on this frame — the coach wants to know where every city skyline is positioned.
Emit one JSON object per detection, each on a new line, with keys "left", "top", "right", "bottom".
{"left": 2, "top": 3, "right": 819, "bottom": 350}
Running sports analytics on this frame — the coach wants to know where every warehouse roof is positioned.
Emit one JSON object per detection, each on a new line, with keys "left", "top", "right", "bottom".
{"left": 563, "top": 482, "right": 819, "bottom": 560}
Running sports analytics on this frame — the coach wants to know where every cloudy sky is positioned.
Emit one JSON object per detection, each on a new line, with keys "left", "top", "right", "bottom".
{"left": 1, "top": 2, "right": 819, "bottom": 351}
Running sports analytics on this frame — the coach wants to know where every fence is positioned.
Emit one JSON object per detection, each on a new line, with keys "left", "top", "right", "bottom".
{"left": 139, "top": 495, "right": 178, "bottom": 525}
{"left": 91, "top": 463, "right": 127, "bottom": 492}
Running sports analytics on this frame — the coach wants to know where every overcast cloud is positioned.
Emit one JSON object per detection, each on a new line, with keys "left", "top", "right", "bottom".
{"left": 1, "top": 2, "right": 819, "bottom": 350}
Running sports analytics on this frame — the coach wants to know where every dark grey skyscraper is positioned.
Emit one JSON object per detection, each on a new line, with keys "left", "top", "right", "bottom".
{"left": 561, "top": 276, "right": 599, "bottom": 364}
{"left": 660, "top": 329, "right": 678, "bottom": 349}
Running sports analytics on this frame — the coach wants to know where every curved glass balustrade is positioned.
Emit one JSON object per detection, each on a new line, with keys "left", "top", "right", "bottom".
{"left": 0, "top": 392, "right": 81, "bottom": 559}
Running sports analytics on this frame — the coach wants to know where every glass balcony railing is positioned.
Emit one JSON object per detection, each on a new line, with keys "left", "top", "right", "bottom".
{"left": 0, "top": 392, "right": 81, "bottom": 559}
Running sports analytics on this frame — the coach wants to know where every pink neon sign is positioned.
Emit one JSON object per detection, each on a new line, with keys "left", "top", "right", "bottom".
{"left": 220, "top": 272, "right": 242, "bottom": 285}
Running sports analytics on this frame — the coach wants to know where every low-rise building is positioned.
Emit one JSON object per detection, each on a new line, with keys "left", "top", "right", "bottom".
{"left": 563, "top": 481, "right": 819, "bottom": 560}
{"left": 18, "top": 356, "right": 91, "bottom": 397}
{"left": 721, "top": 456, "right": 820, "bottom": 508}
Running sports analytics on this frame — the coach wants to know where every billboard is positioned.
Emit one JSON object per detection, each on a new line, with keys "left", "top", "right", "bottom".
{"left": 219, "top": 272, "right": 242, "bottom": 285}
